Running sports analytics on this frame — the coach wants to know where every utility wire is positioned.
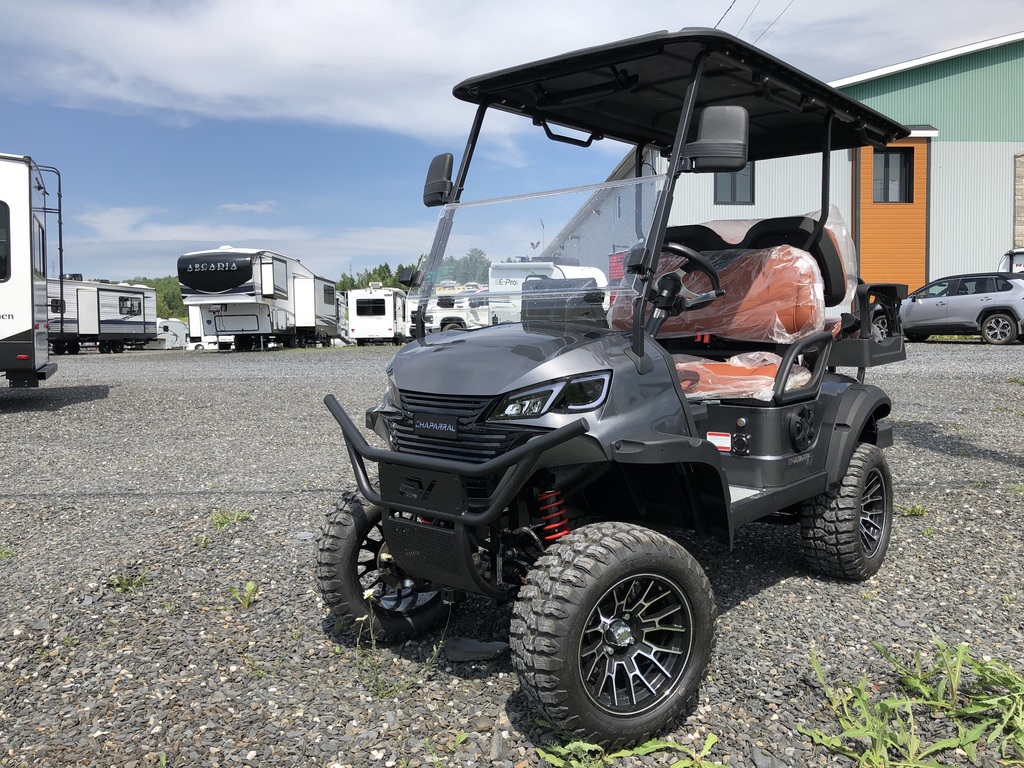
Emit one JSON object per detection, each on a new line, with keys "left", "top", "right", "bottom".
{"left": 715, "top": 0, "right": 738, "bottom": 28}
{"left": 753, "top": 0, "right": 797, "bottom": 44}
{"left": 736, "top": 0, "right": 764, "bottom": 36}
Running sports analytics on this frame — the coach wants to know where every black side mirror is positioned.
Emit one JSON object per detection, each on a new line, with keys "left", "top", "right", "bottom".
{"left": 397, "top": 267, "right": 422, "bottom": 288}
{"left": 423, "top": 153, "right": 454, "bottom": 207}
{"left": 683, "top": 105, "right": 749, "bottom": 173}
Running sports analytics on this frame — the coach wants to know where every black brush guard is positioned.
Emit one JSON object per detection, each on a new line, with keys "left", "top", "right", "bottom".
{"left": 324, "top": 395, "right": 590, "bottom": 597}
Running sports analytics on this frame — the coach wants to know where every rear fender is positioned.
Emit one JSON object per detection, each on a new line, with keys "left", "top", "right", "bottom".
{"left": 824, "top": 384, "right": 892, "bottom": 483}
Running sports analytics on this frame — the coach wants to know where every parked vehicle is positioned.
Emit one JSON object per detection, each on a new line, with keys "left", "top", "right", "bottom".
{"left": 0, "top": 153, "right": 60, "bottom": 387}
{"left": 145, "top": 318, "right": 189, "bottom": 350}
{"left": 316, "top": 28, "right": 909, "bottom": 747}
{"left": 185, "top": 305, "right": 233, "bottom": 350}
{"left": 347, "top": 283, "right": 408, "bottom": 345}
{"left": 876, "top": 272, "right": 1024, "bottom": 344}
{"left": 996, "top": 248, "right": 1024, "bottom": 273}
{"left": 178, "top": 246, "right": 341, "bottom": 351}
{"left": 48, "top": 276, "right": 158, "bottom": 354}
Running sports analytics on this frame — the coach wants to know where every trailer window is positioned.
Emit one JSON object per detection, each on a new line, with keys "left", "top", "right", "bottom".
{"left": 324, "top": 284, "right": 336, "bottom": 304}
{"left": 119, "top": 296, "right": 142, "bottom": 316}
{"left": 357, "top": 299, "right": 386, "bottom": 316}
{"left": 1, "top": 201, "right": 10, "bottom": 281}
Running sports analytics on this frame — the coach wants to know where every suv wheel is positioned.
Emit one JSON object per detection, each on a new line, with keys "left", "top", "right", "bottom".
{"left": 871, "top": 313, "right": 889, "bottom": 339}
{"left": 799, "top": 443, "right": 893, "bottom": 581}
{"left": 980, "top": 312, "right": 1018, "bottom": 345}
{"left": 316, "top": 491, "right": 448, "bottom": 642}
{"left": 510, "top": 522, "right": 716, "bottom": 749}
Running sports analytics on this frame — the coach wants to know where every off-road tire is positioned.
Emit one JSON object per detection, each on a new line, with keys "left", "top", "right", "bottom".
{"left": 316, "top": 491, "right": 448, "bottom": 642}
{"left": 510, "top": 522, "right": 717, "bottom": 749}
{"left": 800, "top": 443, "right": 893, "bottom": 580}
{"left": 980, "top": 312, "right": 1018, "bottom": 345}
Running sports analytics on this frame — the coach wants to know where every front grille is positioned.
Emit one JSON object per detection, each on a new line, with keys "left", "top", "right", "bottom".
{"left": 389, "top": 390, "right": 536, "bottom": 464}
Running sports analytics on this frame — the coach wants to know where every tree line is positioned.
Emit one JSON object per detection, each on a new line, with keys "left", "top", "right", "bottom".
{"left": 128, "top": 250, "right": 490, "bottom": 319}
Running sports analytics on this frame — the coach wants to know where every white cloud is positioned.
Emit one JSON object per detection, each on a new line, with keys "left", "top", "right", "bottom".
{"left": 67, "top": 204, "right": 434, "bottom": 280}
{"left": 219, "top": 201, "right": 277, "bottom": 214}
{"left": 6, "top": 0, "right": 1019, "bottom": 143}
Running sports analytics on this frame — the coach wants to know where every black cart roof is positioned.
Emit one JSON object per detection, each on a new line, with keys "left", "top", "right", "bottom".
{"left": 453, "top": 28, "right": 909, "bottom": 161}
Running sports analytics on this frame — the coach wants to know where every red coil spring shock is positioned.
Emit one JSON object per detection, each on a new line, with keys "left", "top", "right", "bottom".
{"left": 536, "top": 489, "right": 570, "bottom": 542}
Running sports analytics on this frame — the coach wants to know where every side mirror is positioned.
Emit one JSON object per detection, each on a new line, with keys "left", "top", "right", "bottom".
{"left": 397, "top": 267, "right": 422, "bottom": 288}
{"left": 423, "top": 153, "right": 453, "bottom": 207}
{"left": 683, "top": 105, "right": 748, "bottom": 173}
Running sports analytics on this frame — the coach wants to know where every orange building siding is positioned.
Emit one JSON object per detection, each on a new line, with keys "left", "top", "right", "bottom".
{"left": 856, "top": 138, "right": 929, "bottom": 290}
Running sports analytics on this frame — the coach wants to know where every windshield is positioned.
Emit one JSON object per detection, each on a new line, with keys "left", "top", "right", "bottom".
{"left": 417, "top": 174, "right": 668, "bottom": 333}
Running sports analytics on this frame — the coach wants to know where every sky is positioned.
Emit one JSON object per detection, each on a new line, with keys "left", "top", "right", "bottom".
{"left": 3, "top": 0, "right": 1024, "bottom": 283}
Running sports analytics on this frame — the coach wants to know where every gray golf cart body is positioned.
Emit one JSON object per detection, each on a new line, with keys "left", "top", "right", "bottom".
{"left": 321, "top": 27, "right": 908, "bottom": 745}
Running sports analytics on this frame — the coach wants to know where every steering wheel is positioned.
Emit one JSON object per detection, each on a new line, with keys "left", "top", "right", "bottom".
{"left": 661, "top": 242, "right": 721, "bottom": 293}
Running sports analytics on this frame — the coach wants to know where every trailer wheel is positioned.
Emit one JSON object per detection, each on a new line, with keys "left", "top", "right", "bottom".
{"left": 800, "top": 443, "right": 893, "bottom": 581}
{"left": 510, "top": 522, "right": 716, "bottom": 749}
{"left": 316, "top": 491, "right": 448, "bottom": 643}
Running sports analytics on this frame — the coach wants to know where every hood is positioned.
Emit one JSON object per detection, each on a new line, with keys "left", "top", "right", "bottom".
{"left": 391, "top": 324, "right": 632, "bottom": 396}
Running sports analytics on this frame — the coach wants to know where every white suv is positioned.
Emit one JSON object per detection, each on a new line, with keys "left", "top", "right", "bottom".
{"left": 899, "top": 272, "right": 1024, "bottom": 344}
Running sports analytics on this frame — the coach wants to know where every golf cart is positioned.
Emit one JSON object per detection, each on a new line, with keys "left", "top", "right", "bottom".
{"left": 317, "top": 28, "right": 908, "bottom": 747}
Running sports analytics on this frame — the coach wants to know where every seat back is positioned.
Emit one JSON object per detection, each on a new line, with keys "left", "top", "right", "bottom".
{"left": 655, "top": 244, "right": 825, "bottom": 344}
{"left": 740, "top": 216, "right": 847, "bottom": 307}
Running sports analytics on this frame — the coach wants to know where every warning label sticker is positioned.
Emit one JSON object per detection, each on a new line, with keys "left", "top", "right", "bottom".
{"left": 706, "top": 431, "right": 732, "bottom": 452}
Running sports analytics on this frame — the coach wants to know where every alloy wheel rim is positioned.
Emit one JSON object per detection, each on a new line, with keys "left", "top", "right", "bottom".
{"left": 578, "top": 573, "right": 694, "bottom": 715}
{"left": 859, "top": 467, "right": 888, "bottom": 556}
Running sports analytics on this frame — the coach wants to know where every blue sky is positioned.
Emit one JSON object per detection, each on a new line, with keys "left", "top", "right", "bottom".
{"left": 4, "top": 0, "right": 1024, "bottom": 282}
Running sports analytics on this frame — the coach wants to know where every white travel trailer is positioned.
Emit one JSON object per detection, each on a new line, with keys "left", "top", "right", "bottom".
{"left": 48, "top": 277, "right": 157, "bottom": 354}
{"left": 146, "top": 318, "right": 188, "bottom": 350}
{"left": 347, "top": 283, "right": 409, "bottom": 345}
{"left": 0, "top": 154, "right": 60, "bottom": 387}
{"left": 177, "top": 246, "right": 341, "bottom": 351}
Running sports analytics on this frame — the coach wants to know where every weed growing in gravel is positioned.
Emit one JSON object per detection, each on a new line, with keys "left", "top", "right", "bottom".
{"left": 921, "top": 526, "right": 935, "bottom": 538}
{"left": 801, "top": 639, "right": 1024, "bottom": 765}
{"left": 971, "top": 482, "right": 991, "bottom": 489}
{"left": 1007, "top": 484, "right": 1024, "bottom": 494}
{"left": 110, "top": 567, "right": 149, "bottom": 594}
{"left": 194, "top": 534, "right": 210, "bottom": 548}
{"left": 899, "top": 504, "right": 928, "bottom": 517}
{"left": 537, "top": 735, "right": 724, "bottom": 767}
{"left": 353, "top": 607, "right": 452, "bottom": 698}
{"left": 211, "top": 509, "right": 253, "bottom": 532}
{"left": 1007, "top": 376, "right": 1024, "bottom": 386}
{"left": 0, "top": 546, "right": 13, "bottom": 560}
{"left": 228, "top": 580, "right": 259, "bottom": 608}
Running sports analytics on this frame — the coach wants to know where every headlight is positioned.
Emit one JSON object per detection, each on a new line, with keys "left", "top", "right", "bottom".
{"left": 385, "top": 372, "right": 400, "bottom": 406}
{"left": 491, "top": 372, "right": 610, "bottom": 420}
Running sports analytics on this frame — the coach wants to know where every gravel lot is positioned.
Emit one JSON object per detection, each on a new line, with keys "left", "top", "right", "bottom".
{"left": 1, "top": 341, "right": 1022, "bottom": 768}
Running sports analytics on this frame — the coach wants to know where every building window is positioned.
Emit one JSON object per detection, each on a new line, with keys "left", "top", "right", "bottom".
{"left": 714, "top": 163, "right": 754, "bottom": 205}
{"left": 873, "top": 148, "right": 913, "bottom": 203}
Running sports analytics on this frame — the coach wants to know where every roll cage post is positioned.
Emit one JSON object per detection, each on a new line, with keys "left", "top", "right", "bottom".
{"left": 628, "top": 49, "right": 709, "bottom": 368}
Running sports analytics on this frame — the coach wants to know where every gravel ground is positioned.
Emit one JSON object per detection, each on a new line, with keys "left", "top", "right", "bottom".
{"left": 1, "top": 341, "right": 1022, "bottom": 768}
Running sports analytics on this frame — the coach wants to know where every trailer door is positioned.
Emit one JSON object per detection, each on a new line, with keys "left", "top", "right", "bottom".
{"left": 78, "top": 288, "right": 99, "bottom": 335}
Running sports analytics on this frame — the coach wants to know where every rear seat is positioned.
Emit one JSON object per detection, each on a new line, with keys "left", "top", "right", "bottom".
{"left": 660, "top": 243, "right": 830, "bottom": 402}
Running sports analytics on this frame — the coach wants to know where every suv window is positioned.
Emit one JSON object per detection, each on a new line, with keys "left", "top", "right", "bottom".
{"left": 956, "top": 277, "right": 995, "bottom": 295}
{"left": 917, "top": 280, "right": 954, "bottom": 298}
{"left": 994, "top": 277, "right": 1015, "bottom": 292}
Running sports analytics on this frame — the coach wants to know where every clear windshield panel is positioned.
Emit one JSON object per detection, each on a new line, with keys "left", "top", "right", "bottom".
{"left": 420, "top": 174, "right": 667, "bottom": 333}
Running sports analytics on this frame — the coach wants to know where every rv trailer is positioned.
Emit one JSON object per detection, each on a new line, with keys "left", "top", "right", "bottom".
{"left": 347, "top": 283, "right": 409, "bottom": 345}
{"left": 146, "top": 317, "right": 189, "bottom": 350}
{"left": 48, "top": 277, "right": 158, "bottom": 354}
{"left": 178, "top": 246, "right": 340, "bottom": 351}
{"left": 0, "top": 153, "right": 60, "bottom": 387}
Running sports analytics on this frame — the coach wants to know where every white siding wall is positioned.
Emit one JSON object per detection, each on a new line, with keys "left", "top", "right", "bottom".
{"left": 665, "top": 151, "right": 854, "bottom": 231}
{"left": 928, "top": 141, "right": 1024, "bottom": 279}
